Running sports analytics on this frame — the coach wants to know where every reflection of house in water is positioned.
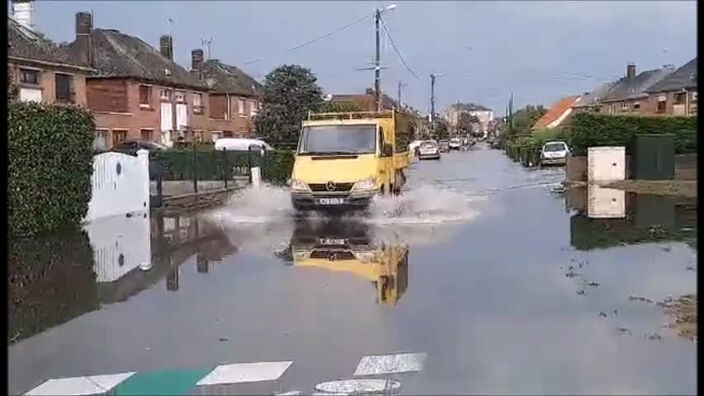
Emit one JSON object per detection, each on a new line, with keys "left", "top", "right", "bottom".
{"left": 288, "top": 220, "right": 409, "bottom": 305}
{"left": 9, "top": 212, "right": 237, "bottom": 343}
{"left": 566, "top": 186, "right": 697, "bottom": 250}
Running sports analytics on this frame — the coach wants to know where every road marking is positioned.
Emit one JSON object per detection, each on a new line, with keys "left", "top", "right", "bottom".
{"left": 196, "top": 361, "right": 293, "bottom": 386}
{"left": 25, "top": 372, "right": 136, "bottom": 395}
{"left": 114, "top": 369, "right": 212, "bottom": 395}
{"left": 314, "top": 379, "right": 401, "bottom": 394}
{"left": 353, "top": 352, "right": 426, "bottom": 376}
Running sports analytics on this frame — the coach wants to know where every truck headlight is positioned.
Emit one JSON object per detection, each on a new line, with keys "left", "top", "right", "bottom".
{"left": 352, "top": 177, "right": 376, "bottom": 191}
{"left": 290, "top": 179, "right": 310, "bottom": 192}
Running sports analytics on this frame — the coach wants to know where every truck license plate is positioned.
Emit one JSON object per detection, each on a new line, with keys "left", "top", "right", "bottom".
{"left": 318, "top": 198, "right": 344, "bottom": 205}
{"left": 318, "top": 238, "right": 346, "bottom": 245}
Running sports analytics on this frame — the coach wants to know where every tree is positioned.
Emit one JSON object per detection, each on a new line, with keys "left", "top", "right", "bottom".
{"left": 510, "top": 104, "right": 547, "bottom": 133}
{"left": 254, "top": 65, "right": 323, "bottom": 147}
{"left": 457, "top": 112, "right": 472, "bottom": 134}
{"left": 433, "top": 118, "right": 450, "bottom": 140}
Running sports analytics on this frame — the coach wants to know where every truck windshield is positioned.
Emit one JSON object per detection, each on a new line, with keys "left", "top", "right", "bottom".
{"left": 298, "top": 125, "right": 377, "bottom": 155}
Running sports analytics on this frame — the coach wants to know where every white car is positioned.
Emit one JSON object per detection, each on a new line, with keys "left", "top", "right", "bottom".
{"left": 449, "top": 138, "right": 462, "bottom": 150}
{"left": 214, "top": 138, "right": 273, "bottom": 152}
{"left": 418, "top": 140, "right": 441, "bottom": 160}
{"left": 540, "top": 141, "right": 570, "bottom": 165}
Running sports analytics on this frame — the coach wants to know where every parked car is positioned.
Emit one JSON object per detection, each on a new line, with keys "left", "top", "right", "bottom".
{"left": 449, "top": 137, "right": 462, "bottom": 150}
{"left": 418, "top": 140, "right": 441, "bottom": 160}
{"left": 112, "top": 140, "right": 169, "bottom": 155}
{"left": 438, "top": 140, "right": 450, "bottom": 153}
{"left": 540, "top": 141, "right": 570, "bottom": 166}
{"left": 214, "top": 138, "right": 273, "bottom": 152}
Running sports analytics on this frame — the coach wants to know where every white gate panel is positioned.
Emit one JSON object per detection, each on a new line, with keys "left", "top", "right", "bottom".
{"left": 85, "top": 150, "right": 150, "bottom": 222}
{"left": 83, "top": 212, "right": 152, "bottom": 283}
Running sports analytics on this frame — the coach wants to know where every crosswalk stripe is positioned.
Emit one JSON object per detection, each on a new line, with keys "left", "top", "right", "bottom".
{"left": 353, "top": 352, "right": 426, "bottom": 376}
{"left": 25, "top": 372, "right": 136, "bottom": 395}
{"left": 196, "top": 361, "right": 293, "bottom": 386}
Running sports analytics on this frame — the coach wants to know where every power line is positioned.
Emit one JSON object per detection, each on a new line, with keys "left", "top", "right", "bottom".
{"left": 379, "top": 14, "right": 419, "bottom": 80}
{"left": 244, "top": 13, "right": 372, "bottom": 66}
{"left": 287, "top": 13, "right": 372, "bottom": 53}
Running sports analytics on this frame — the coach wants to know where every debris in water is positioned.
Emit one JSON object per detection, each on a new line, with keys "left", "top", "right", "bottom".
{"left": 613, "top": 309, "right": 618, "bottom": 316}
{"left": 686, "top": 266, "right": 696, "bottom": 271}
{"left": 219, "top": 337, "right": 229, "bottom": 342}
{"left": 577, "top": 290, "right": 585, "bottom": 295}
{"left": 662, "top": 246, "right": 672, "bottom": 252}
{"left": 629, "top": 295, "right": 654, "bottom": 304}
{"left": 661, "top": 294, "right": 697, "bottom": 341}
{"left": 647, "top": 332, "right": 663, "bottom": 341}
{"left": 585, "top": 281, "right": 600, "bottom": 287}
{"left": 565, "top": 270, "right": 579, "bottom": 278}
{"left": 599, "top": 311, "right": 607, "bottom": 318}
{"left": 617, "top": 327, "right": 631, "bottom": 335}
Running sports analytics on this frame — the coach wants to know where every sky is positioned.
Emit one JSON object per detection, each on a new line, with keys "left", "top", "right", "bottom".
{"left": 19, "top": 0, "right": 697, "bottom": 114}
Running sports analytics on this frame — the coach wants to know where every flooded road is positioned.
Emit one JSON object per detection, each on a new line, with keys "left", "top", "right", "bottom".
{"left": 9, "top": 145, "right": 697, "bottom": 395}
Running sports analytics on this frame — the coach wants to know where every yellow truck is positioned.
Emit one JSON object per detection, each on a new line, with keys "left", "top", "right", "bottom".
{"left": 289, "top": 110, "right": 412, "bottom": 211}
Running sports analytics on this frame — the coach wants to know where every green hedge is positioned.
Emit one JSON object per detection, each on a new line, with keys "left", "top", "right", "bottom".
{"left": 155, "top": 149, "right": 294, "bottom": 185}
{"left": 504, "top": 129, "right": 566, "bottom": 167}
{"left": 9, "top": 102, "right": 95, "bottom": 238}
{"left": 567, "top": 113, "right": 697, "bottom": 156}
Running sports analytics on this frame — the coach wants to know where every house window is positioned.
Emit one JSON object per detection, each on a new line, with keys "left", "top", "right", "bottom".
{"left": 657, "top": 99, "right": 667, "bottom": 114}
{"left": 141, "top": 129, "right": 153, "bottom": 141}
{"left": 139, "top": 85, "right": 152, "bottom": 108}
{"left": 620, "top": 102, "right": 629, "bottom": 110}
{"left": 19, "top": 68, "right": 39, "bottom": 85}
{"left": 674, "top": 92, "right": 686, "bottom": 105}
{"left": 175, "top": 91, "right": 186, "bottom": 103}
{"left": 160, "top": 89, "right": 171, "bottom": 101}
{"left": 633, "top": 102, "right": 641, "bottom": 110}
{"left": 238, "top": 99, "right": 245, "bottom": 114}
{"left": 250, "top": 100, "right": 258, "bottom": 116}
{"left": 55, "top": 73, "right": 73, "bottom": 102}
{"left": 112, "top": 129, "right": 128, "bottom": 146}
{"left": 193, "top": 93, "right": 203, "bottom": 114}
{"left": 93, "top": 129, "right": 108, "bottom": 151}
{"left": 223, "top": 131, "right": 234, "bottom": 138}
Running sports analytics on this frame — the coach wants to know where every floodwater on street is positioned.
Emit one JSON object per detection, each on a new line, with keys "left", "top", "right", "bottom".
{"left": 9, "top": 144, "right": 697, "bottom": 395}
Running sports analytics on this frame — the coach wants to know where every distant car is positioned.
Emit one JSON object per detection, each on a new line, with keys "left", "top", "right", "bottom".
{"left": 409, "top": 140, "right": 424, "bottom": 157}
{"left": 449, "top": 138, "right": 462, "bottom": 150}
{"left": 214, "top": 138, "right": 273, "bottom": 152}
{"left": 438, "top": 140, "right": 450, "bottom": 153}
{"left": 418, "top": 140, "right": 441, "bottom": 160}
{"left": 112, "top": 140, "right": 169, "bottom": 155}
{"left": 540, "top": 141, "right": 570, "bottom": 166}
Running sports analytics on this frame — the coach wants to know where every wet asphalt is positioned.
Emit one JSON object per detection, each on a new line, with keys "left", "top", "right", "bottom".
{"left": 8, "top": 144, "right": 697, "bottom": 395}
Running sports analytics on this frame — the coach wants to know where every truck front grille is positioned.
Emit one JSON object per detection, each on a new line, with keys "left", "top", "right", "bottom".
{"left": 308, "top": 183, "right": 354, "bottom": 192}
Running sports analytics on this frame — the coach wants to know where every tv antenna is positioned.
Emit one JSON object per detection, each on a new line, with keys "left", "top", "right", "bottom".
{"left": 201, "top": 37, "right": 214, "bottom": 60}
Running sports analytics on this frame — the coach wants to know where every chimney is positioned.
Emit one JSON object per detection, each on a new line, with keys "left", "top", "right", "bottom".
{"left": 626, "top": 63, "right": 636, "bottom": 80}
{"left": 12, "top": 0, "right": 33, "bottom": 31}
{"left": 75, "top": 12, "right": 93, "bottom": 66}
{"left": 160, "top": 35, "right": 173, "bottom": 60}
{"left": 191, "top": 49, "right": 204, "bottom": 70}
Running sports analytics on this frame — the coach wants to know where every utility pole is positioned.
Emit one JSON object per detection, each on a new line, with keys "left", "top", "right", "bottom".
{"left": 397, "top": 80, "right": 407, "bottom": 110}
{"left": 374, "top": 8, "right": 381, "bottom": 111}
{"left": 430, "top": 73, "right": 440, "bottom": 134}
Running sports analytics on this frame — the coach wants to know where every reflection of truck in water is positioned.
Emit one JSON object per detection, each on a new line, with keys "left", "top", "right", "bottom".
{"left": 286, "top": 220, "right": 409, "bottom": 305}
{"left": 289, "top": 110, "right": 412, "bottom": 211}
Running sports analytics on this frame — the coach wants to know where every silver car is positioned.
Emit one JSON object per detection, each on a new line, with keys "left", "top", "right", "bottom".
{"left": 540, "top": 141, "right": 570, "bottom": 165}
{"left": 418, "top": 140, "right": 441, "bottom": 160}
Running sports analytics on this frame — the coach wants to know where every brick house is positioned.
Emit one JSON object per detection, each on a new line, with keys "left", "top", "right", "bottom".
{"left": 65, "top": 12, "right": 210, "bottom": 150}
{"left": 598, "top": 63, "right": 674, "bottom": 115}
{"left": 8, "top": 17, "right": 92, "bottom": 105}
{"left": 189, "top": 49, "right": 262, "bottom": 140}
{"left": 571, "top": 81, "right": 617, "bottom": 114}
{"left": 644, "top": 57, "right": 697, "bottom": 116}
